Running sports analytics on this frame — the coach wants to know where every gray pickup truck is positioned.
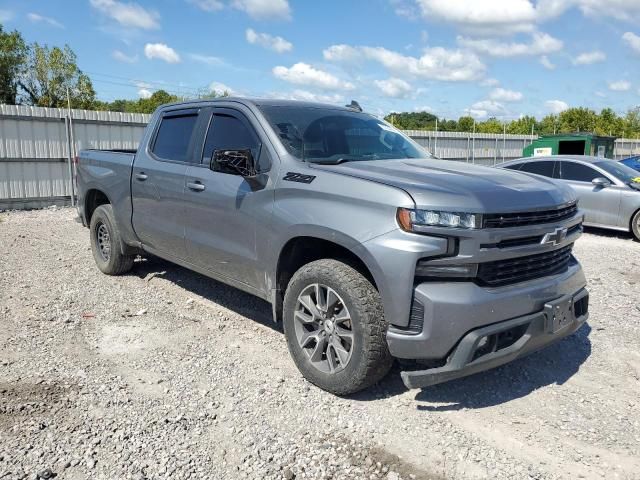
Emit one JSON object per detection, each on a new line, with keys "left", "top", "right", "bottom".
{"left": 76, "top": 98, "right": 589, "bottom": 395}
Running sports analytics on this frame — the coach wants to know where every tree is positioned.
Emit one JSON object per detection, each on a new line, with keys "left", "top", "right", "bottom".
{"left": 507, "top": 115, "right": 537, "bottom": 135}
{"left": 558, "top": 107, "right": 597, "bottom": 133}
{"left": 19, "top": 43, "right": 96, "bottom": 108}
{"left": 537, "top": 114, "right": 559, "bottom": 135}
{"left": 477, "top": 117, "right": 503, "bottom": 134}
{"left": 0, "top": 24, "right": 28, "bottom": 104}
{"left": 384, "top": 111, "right": 438, "bottom": 130}
{"left": 456, "top": 116, "right": 475, "bottom": 132}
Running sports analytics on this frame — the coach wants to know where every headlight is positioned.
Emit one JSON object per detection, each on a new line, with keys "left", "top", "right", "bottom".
{"left": 397, "top": 208, "right": 480, "bottom": 232}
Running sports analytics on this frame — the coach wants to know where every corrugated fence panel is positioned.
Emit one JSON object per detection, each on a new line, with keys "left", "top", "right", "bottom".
{"left": 0, "top": 104, "right": 150, "bottom": 209}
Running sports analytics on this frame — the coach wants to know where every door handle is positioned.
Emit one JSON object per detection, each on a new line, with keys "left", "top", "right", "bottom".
{"left": 187, "top": 181, "right": 205, "bottom": 192}
{"left": 135, "top": 172, "right": 148, "bottom": 181}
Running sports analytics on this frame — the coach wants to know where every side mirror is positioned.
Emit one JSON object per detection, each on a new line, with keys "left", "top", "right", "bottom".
{"left": 592, "top": 177, "right": 611, "bottom": 188}
{"left": 212, "top": 149, "right": 257, "bottom": 177}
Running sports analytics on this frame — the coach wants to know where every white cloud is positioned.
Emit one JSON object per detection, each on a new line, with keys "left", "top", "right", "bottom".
{"left": 245, "top": 28, "right": 292, "bottom": 53}
{"left": 324, "top": 44, "right": 486, "bottom": 82}
{"left": 112, "top": 50, "right": 138, "bottom": 63}
{"left": 489, "top": 88, "right": 523, "bottom": 102}
{"left": 138, "top": 88, "right": 152, "bottom": 99}
{"left": 231, "top": 0, "right": 291, "bottom": 20}
{"left": 574, "top": 0, "right": 640, "bottom": 23}
{"left": 471, "top": 100, "right": 507, "bottom": 115}
{"left": 274, "top": 89, "right": 345, "bottom": 104}
{"left": 210, "top": 82, "right": 237, "bottom": 95}
{"left": 457, "top": 32, "right": 562, "bottom": 57}
{"left": 187, "top": 0, "right": 224, "bottom": 12}
{"left": 144, "top": 43, "right": 181, "bottom": 63}
{"left": 608, "top": 80, "right": 631, "bottom": 91}
{"left": 27, "top": 12, "right": 64, "bottom": 28}
{"left": 622, "top": 32, "right": 640, "bottom": 53}
{"left": 189, "top": 53, "right": 226, "bottom": 66}
{"left": 374, "top": 78, "right": 413, "bottom": 98}
{"left": 89, "top": 0, "right": 160, "bottom": 29}
{"left": 572, "top": 50, "right": 606, "bottom": 65}
{"left": 540, "top": 55, "right": 556, "bottom": 70}
{"left": 415, "top": 0, "right": 538, "bottom": 35}
{"left": 480, "top": 78, "right": 500, "bottom": 87}
{"left": 273, "top": 63, "right": 355, "bottom": 90}
{"left": 545, "top": 99, "right": 569, "bottom": 113}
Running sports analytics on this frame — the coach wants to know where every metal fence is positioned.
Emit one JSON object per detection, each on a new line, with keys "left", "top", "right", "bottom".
{"left": 2, "top": 104, "right": 640, "bottom": 210}
{"left": 405, "top": 130, "right": 537, "bottom": 166}
{"left": 0, "top": 104, "right": 150, "bottom": 210}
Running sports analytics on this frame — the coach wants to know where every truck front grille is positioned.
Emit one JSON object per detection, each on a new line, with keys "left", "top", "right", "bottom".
{"left": 477, "top": 244, "right": 574, "bottom": 287}
{"left": 483, "top": 203, "right": 577, "bottom": 228}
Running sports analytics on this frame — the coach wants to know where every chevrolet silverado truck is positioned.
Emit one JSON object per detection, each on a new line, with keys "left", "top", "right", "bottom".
{"left": 76, "top": 99, "right": 589, "bottom": 395}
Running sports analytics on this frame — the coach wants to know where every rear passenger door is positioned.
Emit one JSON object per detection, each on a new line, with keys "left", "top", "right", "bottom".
{"left": 183, "top": 107, "right": 275, "bottom": 290}
{"left": 131, "top": 108, "right": 203, "bottom": 259}
{"left": 557, "top": 161, "right": 621, "bottom": 227}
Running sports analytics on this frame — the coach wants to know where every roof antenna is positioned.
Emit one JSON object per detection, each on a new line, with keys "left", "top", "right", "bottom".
{"left": 345, "top": 100, "right": 362, "bottom": 112}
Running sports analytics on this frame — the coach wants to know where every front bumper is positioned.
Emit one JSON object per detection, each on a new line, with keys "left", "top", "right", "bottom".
{"left": 398, "top": 287, "right": 588, "bottom": 389}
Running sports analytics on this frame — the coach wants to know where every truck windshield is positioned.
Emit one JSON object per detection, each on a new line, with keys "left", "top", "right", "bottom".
{"left": 258, "top": 105, "right": 431, "bottom": 164}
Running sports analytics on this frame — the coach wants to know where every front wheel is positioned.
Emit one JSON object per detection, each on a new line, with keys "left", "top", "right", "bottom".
{"left": 283, "top": 259, "right": 392, "bottom": 395}
{"left": 632, "top": 209, "right": 640, "bottom": 241}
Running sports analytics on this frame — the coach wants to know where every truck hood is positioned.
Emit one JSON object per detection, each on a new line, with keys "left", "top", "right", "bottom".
{"left": 310, "top": 158, "right": 576, "bottom": 212}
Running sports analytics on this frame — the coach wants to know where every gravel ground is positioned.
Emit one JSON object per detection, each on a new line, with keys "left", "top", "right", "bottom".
{"left": 1, "top": 207, "right": 639, "bottom": 480}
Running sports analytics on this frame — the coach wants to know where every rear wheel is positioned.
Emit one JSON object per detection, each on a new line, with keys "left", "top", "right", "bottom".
{"left": 632, "top": 210, "right": 640, "bottom": 241}
{"left": 90, "top": 204, "right": 135, "bottom": 275}
{"left": 283, "top": 259, "right": 392, "bottom": 395}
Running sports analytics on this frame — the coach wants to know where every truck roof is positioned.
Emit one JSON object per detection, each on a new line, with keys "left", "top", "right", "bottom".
{"left": 158, "top": 97, "right": 360, "bottom": 112}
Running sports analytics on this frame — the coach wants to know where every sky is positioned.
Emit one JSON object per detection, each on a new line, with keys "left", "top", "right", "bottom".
{"left": 1, "top": 0, "right": 640, "bottom": 120}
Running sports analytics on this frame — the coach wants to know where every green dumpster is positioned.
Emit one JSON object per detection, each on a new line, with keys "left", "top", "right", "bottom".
{"left": 523, "top": 134, "right": 615, "bottom": 159}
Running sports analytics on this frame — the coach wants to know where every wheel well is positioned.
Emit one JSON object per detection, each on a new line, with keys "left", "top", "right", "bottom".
{"left": 273, "top": 236, "right": 377, "bottom": 322}
{"left": 85, "top": 189, "right": 110, "bottom": 224}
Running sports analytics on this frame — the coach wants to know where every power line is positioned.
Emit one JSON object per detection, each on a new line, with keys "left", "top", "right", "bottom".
{"left": 85, "top": 70, "right": 206, "bottom": 96}
{"left": 90, "top": 78, "right": 200, "bottom": 98}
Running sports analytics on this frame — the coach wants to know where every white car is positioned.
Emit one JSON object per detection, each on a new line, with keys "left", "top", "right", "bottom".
{"left": 498, "top": 155, "right": 640, "bottom": 240}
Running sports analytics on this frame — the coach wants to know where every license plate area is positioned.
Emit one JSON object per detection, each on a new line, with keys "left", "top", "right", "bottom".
{"left": 544, "top": 295, "right": 575, "bottom": 334}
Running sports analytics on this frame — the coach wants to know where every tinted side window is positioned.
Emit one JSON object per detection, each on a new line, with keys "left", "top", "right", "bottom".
{"left": 203, "top": 114, "right": 260, "bottom": 165}
{"left": 152, "top": 113, "right": 198, "bottom": 162}
{"left": 519, "top": 161, "right": 556, "bottom": 178}
{"left": 503, "top": 164, "right": 523, "bottom": 171}
{"left": 559, "top": 162, "right": 599, "bottom": 182}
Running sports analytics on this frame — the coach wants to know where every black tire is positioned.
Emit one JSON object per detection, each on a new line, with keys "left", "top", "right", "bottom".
{"left": 283, "top": 259, "right": 392, "bottom": 395}
{"left": 89, "top": 204, "right": 135, "bottom": 275}
{"left": 632, "top": 210, "right": 640, "bottom": 242}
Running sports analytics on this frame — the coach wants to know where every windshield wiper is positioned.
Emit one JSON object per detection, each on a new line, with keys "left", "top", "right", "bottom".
{"left": 310, "top": 158, "right": 359, "bottom": 165}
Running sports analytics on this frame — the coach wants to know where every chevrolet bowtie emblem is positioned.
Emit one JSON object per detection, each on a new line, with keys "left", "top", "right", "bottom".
{"left": 541, "top": 227, "right": 568, "bottom": 246}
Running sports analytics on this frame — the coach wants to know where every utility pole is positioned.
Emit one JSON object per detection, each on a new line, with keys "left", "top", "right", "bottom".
{"left": 66, "top": 87, "right": 76, "bottom": 207}
{"left": 434, "top": 118, "right": 438, "bottom": 158}
{"left": 502, "top": 123, "right": 506, "bottom": 163}
{"left": 472, "top": 120, "right": 476, "bottom": 164}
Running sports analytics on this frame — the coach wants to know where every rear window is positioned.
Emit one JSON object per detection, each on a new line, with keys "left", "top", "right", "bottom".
{"left": 152, "top": 113, "right": 198, "bottom": 162}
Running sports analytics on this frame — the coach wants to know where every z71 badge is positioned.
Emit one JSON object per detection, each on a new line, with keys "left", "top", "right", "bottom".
{"left": 283, "top": 172, "right": 316, "bottom": 184}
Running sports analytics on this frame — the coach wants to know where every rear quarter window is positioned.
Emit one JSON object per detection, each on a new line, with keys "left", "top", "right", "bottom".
{"left": 518, "top": 160, "right": 556, "bottom": 178}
